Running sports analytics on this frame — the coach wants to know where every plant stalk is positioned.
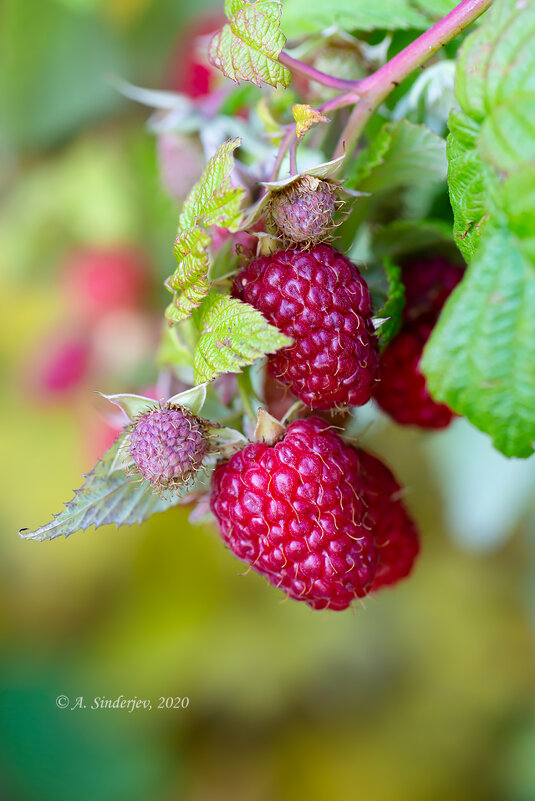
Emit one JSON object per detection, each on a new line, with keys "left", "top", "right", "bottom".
{"left": 333, "top": 0, "right": 492, "bottom": 158}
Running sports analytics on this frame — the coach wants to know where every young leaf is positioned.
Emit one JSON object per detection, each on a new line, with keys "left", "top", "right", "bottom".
{"left": 421, "top": 224, "right": 535, "bottom": 459}
{"left": 375, "top": 259, "right": 405, "bottom": 348}
{"left": 165, "top": 228, "right": 211, "bottom": 324}
{"left": 193, "top": 292, "right": 292, "bottom": 383}
{"left": 178, "top": 139, "right": 245, "bottom": 232}
{"left": 292, "top": 104, "right": 329, "bottom": 139}
{"left": 165, "top": 139, "right": 246, "bottom": 324}
{"left": 209, "top": 0, "right": 291, "bottom": 89}
{"left": 19, "top": 435, "right": 202, "bottom": 541}
{"left": 347, "top": 120, "right": 447, "bottom": 194}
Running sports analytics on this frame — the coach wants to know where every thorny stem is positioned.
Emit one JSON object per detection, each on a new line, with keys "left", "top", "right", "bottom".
{"left": 332, "top": 0, "right": 493, "bottom": 158}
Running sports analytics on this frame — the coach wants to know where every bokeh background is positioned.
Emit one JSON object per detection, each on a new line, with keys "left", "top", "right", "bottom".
{"left": 1, "top": 1, "right": 535, "bottom": 799}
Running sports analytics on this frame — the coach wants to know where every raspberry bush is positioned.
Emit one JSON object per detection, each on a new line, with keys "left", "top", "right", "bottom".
{"left": 21, "top": 0, "right": 535, "bottom": 611}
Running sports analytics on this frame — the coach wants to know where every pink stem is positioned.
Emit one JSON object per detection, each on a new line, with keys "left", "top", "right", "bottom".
{"left": 269, "top": 127, "right": 296, "bottom": 181}
{"left": 279, "top": 51, "right": 356, "bottom": 91}
{"left": 333, "top": 0, "right": 492, "bottom": 158}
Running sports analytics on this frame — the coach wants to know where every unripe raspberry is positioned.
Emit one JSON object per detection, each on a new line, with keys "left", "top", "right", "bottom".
{"left": 129, "top": 405, "right": 206, "bottom": 490}
{"left": 358, "top": 449, "right": 420, "bottom": 590}
{"left": 210, "top": 417, "right": 378, "bottom": 610}
{"left": 267, "top": 176, "right": 337, "bottom": 245}
{"left": 232, "top": 244, "right": 379, "bottom": 410}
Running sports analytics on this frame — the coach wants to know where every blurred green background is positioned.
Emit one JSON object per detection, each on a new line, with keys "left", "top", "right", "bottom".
{"left": 1, "top": 1, "right": 535, "bottom": 799}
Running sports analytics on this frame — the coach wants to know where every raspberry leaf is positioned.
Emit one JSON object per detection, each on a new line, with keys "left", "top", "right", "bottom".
{"left": 421, "top": 224, "right": 535, "bottom": 458}
{"left": 347, "top": 120, "right": 447, "bottom": 194}
{"left": 431, "top": 0, "right": 535, "bottom": 455}
{"left": 375, "top": 258, "right": 405, "bottom": 348}
{"left": 282, "top": 0, "right": 430, "bottom": 39}
{"left": 447, "top": 0, "right": 535, "bottom": 260}
{"left": 165, "top": 139, "right": 246, "bottom": 324}
{"left": 209, "top": 0, "right": 291, "bottom": 89}
{"left": 193, "top": 292, "right": 292, "bottom": 383}
{"left": 446, "top": 111, "right": 491, "bottom": 260}
{"left": 19, "top": 435, "right": 207, "bottom": 541}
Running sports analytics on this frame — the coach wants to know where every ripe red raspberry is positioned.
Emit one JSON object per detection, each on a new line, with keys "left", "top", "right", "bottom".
{"left": 130, "top": 406, "right": 206, "bottom": 490}
{"left": 267, "top": 176, "right": 337, "bottom": 245}
{"left": 374, "top": 255, "right": 463, "bottom": 429}
{"left": 210, "top": 418, "right": 378, "bottom": 611}
{"left": 402, "top": 255, "right": 464, "bottom": 325}
{"left": 358, "top": 449, "right": 419, "bottom": 590}
{"left": 232, "top": 244, "right": 379, "bottom": 410}
{"left": 374, "top": 323, "right": 455, "bottom": 429}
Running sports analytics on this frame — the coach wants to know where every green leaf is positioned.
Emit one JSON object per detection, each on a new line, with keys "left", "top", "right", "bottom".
{"left": 375, "top": 258, "right": 405, "bottom": 347}
{"left": 281, "top": 0, "right": 430, "bottom": 39}
{"left": 446, "top": 111, "right": 492, "bottom": 260}
{"left": 421, "top": 224, "right": 535, "bottom": 458}
{"left": 178, "top": 138, "right": 245, "bottom": 232}
{"left": 165, "top": 139, "right": 246, "bottom": 324}
{"left": 193, "top": 292, "right": 292, "bottom": 383}
{"left": 447, "top": 0, "right": 535, "bottom": 259}
{"left": 372, "top": 218, "right": 455, "bottom": 259}
{"left": 209, "top": 0, "right": 291, "bottom": 88}
{"left": 165, "top": 228, "right": 211, "bottom": 324}
{"left": 347, "top": 120, "right": 447, "bottom": 194}
{"left": 19, "top": 435, "right": 200, "bottom": 541}
{"left": 435, "top": 0, "right": 535, "bottom": 456}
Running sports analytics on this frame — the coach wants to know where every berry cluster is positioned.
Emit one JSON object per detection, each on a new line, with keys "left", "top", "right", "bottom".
{"left": 374, "top": 255, "right": 464, "bottom": 428}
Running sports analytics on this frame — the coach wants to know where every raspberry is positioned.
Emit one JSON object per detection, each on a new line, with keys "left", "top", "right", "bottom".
{"left": 210, "top": 418, "right": 378, "bottom": 611}
{"left": 267, "top": 176, "right": 337, "bottom": 245}
{"left": 402, "top": 255, "right": 464, "bottom": 325}
{"left": 129, "top": 406, "right": 206, "bottom": 490}
{"left": 374, "top": 255, "right": 463, "bottom": 429}
{"left": 232, "top": 244, "right": 379, "bottom": 410}
{"left": 358, "top": 449, "right": 420, "bottom": 590}
{"left": 374, "top": 324, "right": 455, "bottom": 429}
